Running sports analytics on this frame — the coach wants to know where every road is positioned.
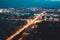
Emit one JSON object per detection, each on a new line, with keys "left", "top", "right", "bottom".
{"left": 6, "top": 11, "right": 46, "bottom": 40}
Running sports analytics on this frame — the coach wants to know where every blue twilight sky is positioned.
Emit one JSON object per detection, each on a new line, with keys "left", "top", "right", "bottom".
{"left": 0, "top": 0, "right": 60, "bottom": 8}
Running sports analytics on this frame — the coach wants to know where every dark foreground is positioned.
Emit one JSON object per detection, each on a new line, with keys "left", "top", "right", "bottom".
{"left": 0, "top": 21, "right": 60, "bottom": 40}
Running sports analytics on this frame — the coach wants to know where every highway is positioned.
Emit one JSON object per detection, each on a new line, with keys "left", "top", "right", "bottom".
{"left": 6, "top": 11, "right": 46, "bottom": 40}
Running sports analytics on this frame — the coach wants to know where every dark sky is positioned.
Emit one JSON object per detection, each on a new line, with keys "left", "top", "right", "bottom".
{"left": 0, "top": 0, "right": 60, "bottom": 8}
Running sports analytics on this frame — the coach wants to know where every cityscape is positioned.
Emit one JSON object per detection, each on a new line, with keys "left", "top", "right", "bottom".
{"left": 0, "top": 0, "right": 60, "bottom": 40}
{"left": 0, "top": 8, "right": 60, "bottom": 40}
{"left": 0, "top": 8, "right": 60, "bottom": 21}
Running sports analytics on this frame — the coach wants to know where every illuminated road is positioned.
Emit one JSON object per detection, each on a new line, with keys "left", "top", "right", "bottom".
{"left": 6, "top": 11, "right": 46, "bottom": 40}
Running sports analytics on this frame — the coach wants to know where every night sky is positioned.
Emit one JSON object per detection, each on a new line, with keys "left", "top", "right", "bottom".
{"left": 0, "top": 0, "right": 60, "bottom": 8}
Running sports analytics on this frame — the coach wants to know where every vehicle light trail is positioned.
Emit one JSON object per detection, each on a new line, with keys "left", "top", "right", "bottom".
{"left": 18, "top": 20, "right": 43, "bottom": 40}
{"left": 6, "top": 11, "right": 46, "bottom": 40}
